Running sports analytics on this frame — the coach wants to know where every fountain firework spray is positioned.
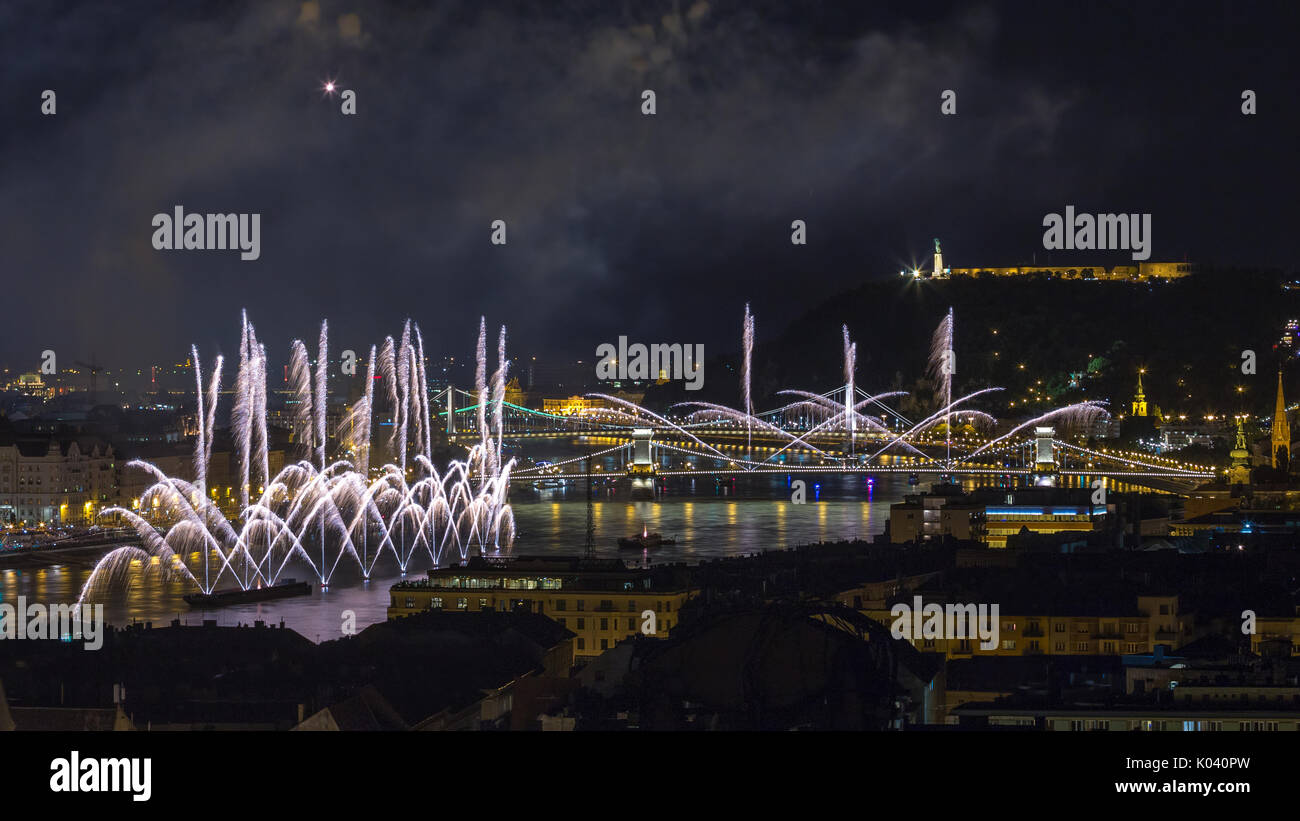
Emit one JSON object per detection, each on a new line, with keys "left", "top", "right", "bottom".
{"left": 80, "top": 314, "right": 518, "bottom": 600}
{"left": 742, "top": 304, "right": 754, "bottom": 452}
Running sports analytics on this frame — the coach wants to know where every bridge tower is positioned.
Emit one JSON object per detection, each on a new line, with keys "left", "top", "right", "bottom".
{"left": 1032, "top": 425, "right": 1057, "bottom": 486}
{"left": 628, "top": 427, "right": 656, "bottom": 501}
{"left": 445, "top": 386, "right": 456, "bottom": 434}
{"left": 628, "top": 428, "right": 655, "bottom": 474}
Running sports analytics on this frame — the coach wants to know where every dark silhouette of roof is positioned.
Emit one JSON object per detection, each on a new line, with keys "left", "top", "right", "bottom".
{"left": 1, "top": 612, "right": 575, "bottom": 730}
{"left": 297, "top": 685, "right": 408, "bottom": 731}
{"left": 631, "top": 599, "right": 937, "bottom": 729}
{"left": 8, "top": 706, "right": 124, "bottom": 731}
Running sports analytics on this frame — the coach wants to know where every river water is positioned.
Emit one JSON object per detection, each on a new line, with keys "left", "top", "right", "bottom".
{"left": 0, "top": 439, "right": 950, "bottom": 642}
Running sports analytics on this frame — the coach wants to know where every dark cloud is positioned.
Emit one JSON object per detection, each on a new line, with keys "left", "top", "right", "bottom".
{"left": 0, "top": 0, "right": 1295, "bottom": 370}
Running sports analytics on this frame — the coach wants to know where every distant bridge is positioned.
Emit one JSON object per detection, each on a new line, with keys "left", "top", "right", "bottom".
{"left": 431, "top": 387, "right": 1217, "bottom": 492}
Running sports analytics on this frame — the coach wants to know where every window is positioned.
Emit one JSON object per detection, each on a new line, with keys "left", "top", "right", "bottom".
{"left": 405, "top": 597, "right": 415, "bottom": 608}
{"left": 577, "top": 600, "right": 585, "bottom": 612}
{"left": 1054, "top": 623, "right": 1065, "bottom": 632}
{"left": 577, "top": 618, "right": 585, "bottom": 629}
{"left": 555, "top": 599, "right": 566, "bottom": 611}
{"left": 479, "top": 598, "right": 488, "bottom": 609}
{"left": 1075, "top": 642, "right": 1089, "bottom": 651}
{"left": 600, "top": 618, "right": 608, "bottom": 630}
{"left": 1001, "top": 640, "right": 1016, "bottom": 650}
{"left": 627, "top": 618, "right": 635, "bottom": 631}
{"left": 577, "top": 638, "right": 585, "bottom": 650}
{"left": 600, "top": 639, "right": 608, "bottom": 650}
{"left": 431, "top": 597, "right": 442, "bottom": 610}
{"left": 1159, "top": 605, "right": 1169, "bottom": 615}
{"left": 628, "top": 600, "right": 636, "bottom": 612}
{"left": 456, "top": 597, "right": 467, "bottom": 610}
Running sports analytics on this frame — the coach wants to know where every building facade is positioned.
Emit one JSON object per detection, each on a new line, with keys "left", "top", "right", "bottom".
{"left": 0, "top": 438, "right": 116, "bottom": 525}
{"left": 943, "top": 262, "right": 1194, "bottom": 281}
{"left": 389, "top": 555, "right": 697, "bottom": 658}
{"left": 844, "top": 594, "right": 1186, "bottom": 660}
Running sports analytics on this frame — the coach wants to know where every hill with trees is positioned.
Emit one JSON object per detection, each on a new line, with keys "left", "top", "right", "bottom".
{"left": 645, "top": 268, "right": 1299, "bottom": 430}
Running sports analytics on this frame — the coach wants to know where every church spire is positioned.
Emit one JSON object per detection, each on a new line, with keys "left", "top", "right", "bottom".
{"left": 1131, "top": 368, "right": 1148, "bottom": 417}
{"left": 1273, "top": 368, "right": 1291, "bottom": 471}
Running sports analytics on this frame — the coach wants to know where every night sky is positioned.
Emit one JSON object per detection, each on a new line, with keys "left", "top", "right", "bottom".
{"left": 2, "top": 0, "right": 1296, "bottom": 370}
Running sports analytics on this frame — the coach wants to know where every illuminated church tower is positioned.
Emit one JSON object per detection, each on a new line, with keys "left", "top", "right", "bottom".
{"left": 1273, "top": 368, "right": 1290, "bottom": 472}
{"left": 1131, "top": 369, "right": 1148, "bottom": 417}
{"left": 1228, "top": 415, "right": 1252, "bottom": 485}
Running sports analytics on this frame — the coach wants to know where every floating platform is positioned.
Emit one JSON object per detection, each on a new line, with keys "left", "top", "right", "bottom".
{"left": 184, "top": 580, "right": 312, "bottom": 608}
{"left": 617, "top": 533, "right": 676, "bottom": 551}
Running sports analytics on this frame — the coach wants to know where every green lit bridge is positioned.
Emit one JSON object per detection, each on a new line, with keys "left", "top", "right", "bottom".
{"left": 429, "top": 387, "right": 1218, "bottom": 494}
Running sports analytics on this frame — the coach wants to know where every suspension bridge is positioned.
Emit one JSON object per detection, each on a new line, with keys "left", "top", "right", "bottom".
{"left": 429, "top": 385, "right": 1218, "bottom": 494}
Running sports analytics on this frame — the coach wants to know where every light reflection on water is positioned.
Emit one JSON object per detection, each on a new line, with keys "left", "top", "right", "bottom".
{"left": 1, "top": 473, "right": 900, "bottom": 642}
{"left": 1, "top": 438, "right": 1033, "bottom": 643}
